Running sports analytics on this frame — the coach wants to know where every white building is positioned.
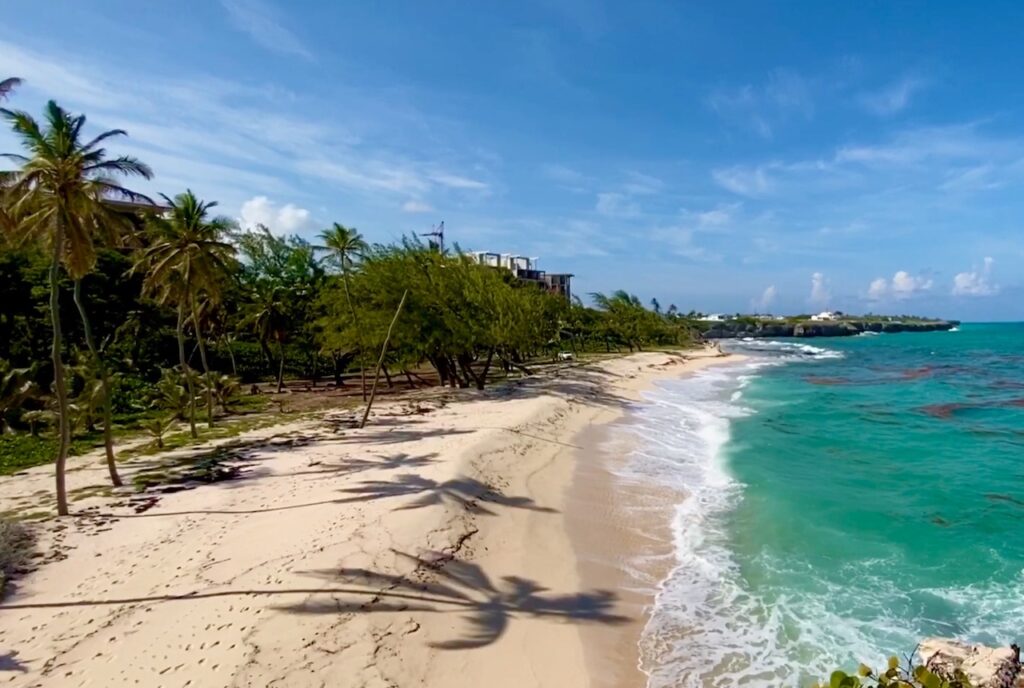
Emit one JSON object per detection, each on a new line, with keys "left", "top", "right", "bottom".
{"left": 810, "top": 310, "right": 839, "bottom": 321}
{"left": 702, "top": 313, "right": 728, "bottom": 322}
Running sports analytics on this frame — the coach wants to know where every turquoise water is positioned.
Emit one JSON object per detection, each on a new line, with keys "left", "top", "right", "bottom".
{"left": 630, "top": 324, "right": 1024, "bottom": 687}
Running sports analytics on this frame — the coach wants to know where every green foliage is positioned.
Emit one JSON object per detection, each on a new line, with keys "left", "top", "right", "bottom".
{"left": 818, "top": 656, "right": 972, "bottom": 688}
{"left": 0, "top": 359, "right": 39, "bottom": 433}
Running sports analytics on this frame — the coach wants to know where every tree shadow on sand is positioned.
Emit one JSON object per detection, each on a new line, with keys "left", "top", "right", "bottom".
{"left": 283, "top": 550, "right": 628, "bottom": 649}
{"left": 0, "top": 552, "right": 627, "bottom": 652}
{"left": 337, "top": 475, "right": 557, "bottom": 515}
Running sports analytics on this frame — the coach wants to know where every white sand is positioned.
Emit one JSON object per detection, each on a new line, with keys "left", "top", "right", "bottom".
{"left": 0, "top": 348, "right": 737, "bottom": 687}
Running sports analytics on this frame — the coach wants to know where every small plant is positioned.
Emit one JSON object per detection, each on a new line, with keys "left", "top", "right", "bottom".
{"left": 143, "top": 415, "right": 176, "bottom": 449}
{"left": 150, "top": 367, "right": 194, "bottom": 420}
{"left": 819, "top": 656, "right": 972, "bottom": 688}
{"left": 205, "top": 373, "right": 241, "bottom": 414}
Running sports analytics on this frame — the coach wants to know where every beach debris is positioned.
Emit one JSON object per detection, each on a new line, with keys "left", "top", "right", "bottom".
{"left": 919, "top": 638, "right": 1021, "bottom": 688}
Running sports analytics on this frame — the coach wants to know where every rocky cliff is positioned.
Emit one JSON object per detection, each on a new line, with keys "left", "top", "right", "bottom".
{"left": 702, "top": 319, "right": 960, "bottom": 339}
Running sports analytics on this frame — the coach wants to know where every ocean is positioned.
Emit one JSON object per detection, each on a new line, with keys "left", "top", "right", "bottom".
{"left": 620, "top": 323, "right": 1024, "bottom": 687}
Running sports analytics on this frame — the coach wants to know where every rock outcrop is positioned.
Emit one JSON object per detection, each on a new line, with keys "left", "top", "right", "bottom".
{"left": 702, "top": 319, "right": 959, "bottom": 339}
{"left": 919, "top": 638, "right": 1021, "bottom": 688}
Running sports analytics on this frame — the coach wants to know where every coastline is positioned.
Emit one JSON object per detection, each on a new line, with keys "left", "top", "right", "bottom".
{"left": 0, "top": 348, "right": 739, "bottom": 687}
{"left": 567, "top": 352, "right": 746, "bottom": 688}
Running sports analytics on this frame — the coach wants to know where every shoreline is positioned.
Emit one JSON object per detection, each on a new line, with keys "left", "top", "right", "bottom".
{"left": 567, "top": 352, "right": 746, "bottom": 688}
{"left": 0, "top": 348, "right": 740, "bottom": 687}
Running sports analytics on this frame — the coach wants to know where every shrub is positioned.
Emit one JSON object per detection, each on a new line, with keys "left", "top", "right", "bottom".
{"left": 0, "top": 517, "right": 36, "bottom": 597}
{"left": 819, "top": 656, "right": 972, "bottom": 688}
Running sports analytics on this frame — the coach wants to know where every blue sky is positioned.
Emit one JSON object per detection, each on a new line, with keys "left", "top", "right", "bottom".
{"left": 3, "top": 1, "right": 1023, "bottom": 319}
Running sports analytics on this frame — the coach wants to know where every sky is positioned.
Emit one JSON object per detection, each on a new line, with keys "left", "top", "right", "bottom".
{"left": 2, "top": 1, "right": 1023, "bottom": 320}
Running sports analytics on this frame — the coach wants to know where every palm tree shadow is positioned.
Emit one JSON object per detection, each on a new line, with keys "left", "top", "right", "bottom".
{"left": 337, "top": 475, "right": 557, "bottom": 516}
{"left": 283, "top": 551, "right": 627, "bottom": 650}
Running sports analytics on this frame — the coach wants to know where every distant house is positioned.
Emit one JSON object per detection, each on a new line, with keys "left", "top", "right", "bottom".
{"left": 810, "top": 310, "right": 839, "bottom": 321}
{"left": 466, "top": 251, "right": 573, "bottom": 300}
{"left": 703, "top": 313, "right": 727, "bottom": 322}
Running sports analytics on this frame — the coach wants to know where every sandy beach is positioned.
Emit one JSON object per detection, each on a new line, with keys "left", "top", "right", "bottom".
{"left": 0, "top": 348, "right": 737, "bottom": 688}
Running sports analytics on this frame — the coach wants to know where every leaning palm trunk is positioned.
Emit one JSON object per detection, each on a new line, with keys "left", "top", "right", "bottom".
{"left": 50, "top": 224, "right": 72, "bottom": 516}
{"left": 360, "top": 290, "right": 407, "bottom": 428}
{"left": 341, "top": 269, "right": 366, "bottom": 401}
{"left": 176, "top": 304, "right": 198, "bottom": 438}
{"left": 190, "top": 299, "right": 215, "bottom": 428}
{"left": 73, "top": 281, "right": 122, "bottom": 487}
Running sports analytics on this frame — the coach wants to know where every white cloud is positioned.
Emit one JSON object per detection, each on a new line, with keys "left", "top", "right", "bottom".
{"left": 859, "top": 76, "right": 926, "bottom": 116}
{"left": 867, "top": 270, "right": 934, "bottom": 300}
{"left": 751, "top": 285, "right": 777, "bottom": 313}
{"left": 221, "top": 0, "right": 313, "bottom": 60}
{"left": 402, "top": 199, "right": 435, "bottom": 214}
{"left": 952, "top": 257, "right": 999, "bottom": 296}
{"left": 809, "top": 271, "right": 831, "bottom": 307}
{"left": 239, "top": 195, "right": 314, "bottom": 233}
{"left": 867, "top": 277, "right": 889, "bottom": 301}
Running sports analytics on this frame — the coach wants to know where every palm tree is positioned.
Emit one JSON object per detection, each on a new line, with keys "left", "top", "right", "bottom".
{"left": 138, "top": 191, "right": 235, "bottom": 436}
{"left": 0, "top": 78, "right": 20, "bottom": 102}
{"left": 1, "top": 101, "right": 151, "bottom": 514}
{"left": 245, "top": 281, "right": 290, "bottom": 393}
{"left": 317, "top": 223, "right": 368, "bottom": 398}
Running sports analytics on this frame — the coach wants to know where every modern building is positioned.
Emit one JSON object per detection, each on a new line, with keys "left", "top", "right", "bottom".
{"left": 467, "top": 251, "right": 574, "bottom": 300}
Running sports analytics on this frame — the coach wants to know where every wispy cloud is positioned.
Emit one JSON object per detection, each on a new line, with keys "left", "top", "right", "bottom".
{"left": 402, "top": 199, "right": 435, "bottom": 214}
{"left": 858, "top": 76, "right": 927, "bottom": 116}
{"left": 706, "top": 68, "right": 813, "bottom": 139}
{"left": 595, "top": 192, "right": 641, "bottom": 218}
{"left": 0, "top": 39, "right": 492, "bottom": 224}
{"left": 809, "top": 271, "right": 831, "bottom": 307}
{"left": 221, "top": 0, "right": 313, "bottom": 61}
{"left": 712, "top": 165, "right": 773, "bottom": 197}
{"left": 751, "top": 285, "right": 777, "bottom": 312}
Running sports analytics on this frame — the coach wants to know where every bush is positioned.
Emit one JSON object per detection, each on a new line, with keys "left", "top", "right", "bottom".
{"left": 0, "top": 517, "right": 36, "bottom": 597}
{"left": 819, "top": 656, "right": 972, "bottom": 688}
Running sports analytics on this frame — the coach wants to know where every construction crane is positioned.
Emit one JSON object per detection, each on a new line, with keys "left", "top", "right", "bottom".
{"left": 420, "top": 220, "right": 445, "bottom": 253}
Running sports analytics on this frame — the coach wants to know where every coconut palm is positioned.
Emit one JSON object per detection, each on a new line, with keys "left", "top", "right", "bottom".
{"left": 0, "top": 78, "right": 20, "bottom": 101}
{"left": 1, "top": 101, "right": 151, "bottom": 514}
{"left": 245, "top": 280, "right": 290, "bottom": 393}
{"left": 138, "top": 191, "right": 235, "bottom": 435}
{"left": 317, "top": 223, "right": 368, "bottom": 398}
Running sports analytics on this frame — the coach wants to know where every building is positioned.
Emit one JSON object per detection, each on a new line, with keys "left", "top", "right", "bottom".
{"left": 467, "top": 251, "right": 574, "bottom": 300}
{"left": 702, "top": 313, "right": 728, "bottom": 322}
{"left": 810, "top": 310, "right": 839, "bottom": 321}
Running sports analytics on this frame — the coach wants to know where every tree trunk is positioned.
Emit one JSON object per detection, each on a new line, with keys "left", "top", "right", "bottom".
{"left": 223, "top": 335, "right": 238, "bottom": 376}
{"left": 332, "top": 352, "right": 344, "bottom": 387}
{"left": 190, "top": 299, "right": 215, "bottom": 428}
{"left": 276, "top": 339, "right": 286, "bottom": 394}
{"left": 341, "top": 269, "right": 367, "bottom": 401}
{"left": 382, "top": 363, "right": 393, "bottom": 388}
{"left": 403, "top": 369, "right": 416, "bottom": 389}
{"left": 360, "top": 290, "right": 407, "bottom": 428}
{"left": 73, "top": 281, "right": 122, "bottom": 487}
{"left": 176, "top": 304, "right": 198, "bottom": 439}
{"left": 50, "top": 225, "right": 71, "bottom": 516}
{"left": 477, "top": 349, "right": 495, "bottom": 390}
